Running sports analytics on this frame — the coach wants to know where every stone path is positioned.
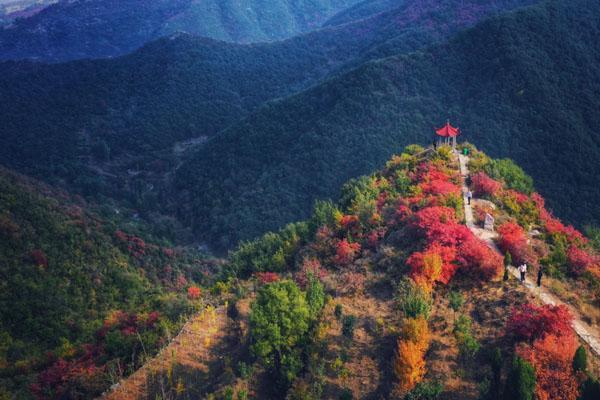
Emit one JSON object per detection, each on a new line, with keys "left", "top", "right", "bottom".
{"left": 457, "top": 152, "right": 600, "bottom": 356}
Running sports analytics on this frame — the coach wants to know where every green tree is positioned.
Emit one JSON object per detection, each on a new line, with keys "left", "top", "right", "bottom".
{"left": 503, "top": 251, "right": 512, "bottom": 281}
{"left": 448, "top": 291, "right": 464, "bottom": 320}
{"left": 580, "top": 377, "right": 600, "bottom": 400}
{"left": 249, "top": 280, "right": 310, "bottom": 387}
{"left": 306, "top": 276, "right": 325, "bottom": 320}
{"left": 573, "top": 345, "right": 587, "bottom": 373}
{"left": 504, "top": 357, "right": 536, "bottom": 400}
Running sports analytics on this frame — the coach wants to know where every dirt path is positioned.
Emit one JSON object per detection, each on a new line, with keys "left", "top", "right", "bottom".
{"left": 100, "top": 305, "right": 228, "bottom": 400}
{"left": 457, "top": 152, "right": 600, "bottom": 357}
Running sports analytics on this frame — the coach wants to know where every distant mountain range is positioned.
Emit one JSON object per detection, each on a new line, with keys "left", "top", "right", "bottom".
{"left": 0, "top": 0, "right": 532, "bottom": 219}
{"left": 0, "top": 0, "right": 363, "bottom": 62}
{"left": 176, "top": 0, "right": 600, "bottom": 249}
{"left": 2, "top": 0, "right": 599, "bottom": 254}
{"left": 0, "top": 0, "right": 55, "bottom": 25}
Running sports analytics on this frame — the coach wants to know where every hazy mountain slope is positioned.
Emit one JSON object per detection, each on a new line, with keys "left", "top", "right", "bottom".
{"left": 0, "top": 0, "right": 55, "bottom": 25}
{"left": 0, "top": 0, "right": 361, "bottom": 62}
{"left": 323, "top": 0, "right": 403, "bottom": 26}
{"left": 176, "top": 0, "right": 600, "bottom": 250}
{"left": 0, "top": 0, "right": 534, "bottom": 203}
{"left": 0, "top": 166, "right": 218, "bottom": 398}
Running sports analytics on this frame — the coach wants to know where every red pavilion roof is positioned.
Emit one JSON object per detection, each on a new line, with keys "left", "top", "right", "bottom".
{"left": 436, "top": 121, "right": 460, "bottom": 137}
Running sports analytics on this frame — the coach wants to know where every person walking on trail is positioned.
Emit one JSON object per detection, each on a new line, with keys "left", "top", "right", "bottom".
{"left": 433, "top": 140, "right": 437, "bottom": 150}
{"left": 467, "top": 190, "right": 473, "bottom": 205}
{"left": 519, "top": 263, "right": 527, "bottom": 283}
{"left": 537, "top": 266, "right": 544, "bottom": 287}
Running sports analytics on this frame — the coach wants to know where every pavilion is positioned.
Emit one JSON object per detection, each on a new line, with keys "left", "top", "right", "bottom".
{"left": 435, "top": 120, "right": 460, "bottom": 148}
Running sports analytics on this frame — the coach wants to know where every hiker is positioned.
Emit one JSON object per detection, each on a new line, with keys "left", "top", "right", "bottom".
{"left": 519, "top": 263, "right": 527, "bottom": 283}
{"left": 467, "top": 190, "right": 472, "bottom": 205}
{"left": 537, "top": 266, "right": 543, "bottom": 287}
{"left": 433, "top": 140, "right": 437, "bottom": 150}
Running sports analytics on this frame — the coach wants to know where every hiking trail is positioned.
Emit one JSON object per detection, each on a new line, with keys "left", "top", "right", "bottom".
{"left": 457, "top": 152, "right": 600, "bottom": 357}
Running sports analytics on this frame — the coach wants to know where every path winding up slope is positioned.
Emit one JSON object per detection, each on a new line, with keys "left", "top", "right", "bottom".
{"left": 458, "top": 152, "right": 600, "bottom": 356}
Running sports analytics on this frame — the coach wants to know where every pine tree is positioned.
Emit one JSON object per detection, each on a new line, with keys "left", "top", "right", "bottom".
{"left": 504, "top": 357, "right": 535, "bottom": 400}
{"left": 572, "top": 345, "right": 587, "bottom": 373}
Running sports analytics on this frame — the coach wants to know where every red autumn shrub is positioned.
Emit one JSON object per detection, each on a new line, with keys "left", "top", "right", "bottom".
{"left": 32, "top": 358, "right": 101, "bottom": 400}
{"left": 30, "top": 249, "right": 48, "bottom": 268}
{"left": 334, "top": 239, "right": 361, "bottom": 266}
{"left": 366, "top": 227, "right": 387, "bottom": 249}
{"left": 162, "top": 247, "right": 175, "bottom": 258}
{"left": 497, "top": 221, "right": 532, "bottom": 265}
{"left": 254, "top": 271, "right": 281, "bottom": 284}
{"left": 187, "top": 285, "right": 202, "bottom": 299}
{"left": 421, "top": 179, "right": 461, "bottom": 197}
{"left": 457, "top": 238, "right": 503, "bottom": 280}
{"left": 506, "top": 303, "right": 573, "bottom": 343}
{"left": 295, "top": 258, "right": 328, "bottom": 289}
{"left": 412, "top": 206, "right": 457, "bottom": 242}
{"left": 175, "top": 274, "right": 188, "bottom": 290}
{"left": 471, "top": 172, "right": 502, "bottom": 197}
{"left": 337, "top": 271, "right": 366, "bottom": 295}
{"left": 518, "top": 334, "right": 579, "bottom": 400}
{"left": 567, "top": 246, "right": 596, "bottom": 276}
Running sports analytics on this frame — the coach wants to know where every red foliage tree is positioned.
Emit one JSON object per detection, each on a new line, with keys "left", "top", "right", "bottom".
{"left": 334, "top": 239, "right": 361, "bottom": 266}
{"left": 187, "top": 285, "right": 202, "bottom": 299}
{"left": 506, "top": 303, "right": 573, "bottom": 343}
{"left": 497, "top": 222, "right": 532, "bottom": 265}
{"left": 471, "top": 172, "right": 502, "bottom": 197}
{"left": 29, "top": 249, "right": 48, "bottom": 268}
{"left": 254, "top": 272, "right": 280, "bottom": 284}
{"left": 457, "top": 238, "right": 503, "bottom": 280}
{"left": 295, "top": 258, "right": 328, "bottom": 289}
{"left": 421, "top": 179, "right": 461, "bottom": 197}
{"left": 412, "top": 206, "right": 470, "bottom": 246}
{"left": 567, "top": 246, "right": 596, "bottom": 276}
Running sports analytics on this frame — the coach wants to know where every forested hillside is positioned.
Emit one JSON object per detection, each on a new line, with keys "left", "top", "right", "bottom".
{"left": 0, "top": 0, "right": 361, "bottom": 62}
{"left": 0, "top": 0, "right": 536, "bottom": 226}
{"left": 177, "top": 0, "right": 600, "bottom": 250}
{"left": 138, "top": 145, "right": 600, "bottom": 399}
{"left": 0, "top": 167, "right": 219, "bottom": 398}
{"left": 323, "top": 0, "right": 405, "bottom": 26}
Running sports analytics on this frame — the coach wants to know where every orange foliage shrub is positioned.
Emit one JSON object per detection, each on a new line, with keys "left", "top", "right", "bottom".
{"left": 394, "top": 339, "right": 426, "bottom": 393}
{"left": 518, "top": 334, "right": 580, "bottom": 400}
{"left": 394, "top": 316, "right": 430, "bottom": 393}
{"left": 187, "top": 286, "right": 201, "bottom": 299}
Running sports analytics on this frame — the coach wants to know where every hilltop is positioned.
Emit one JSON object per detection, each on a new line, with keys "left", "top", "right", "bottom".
{"left": 100, "top": 144, "right": 600, "bottom": 400}
{"left": 0, "top": 167, "right": 221, "bottom": 399}
{"left": 177, "top": 0, "right": 600, "bottom": 250}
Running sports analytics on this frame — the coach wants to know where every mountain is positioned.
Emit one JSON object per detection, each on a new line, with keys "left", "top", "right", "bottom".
{"left": 102, "top": 145, "right": 600, "bottom": 400}
{"left": 0, "top": 0, "right": 362, "bottom": 62}
{"left": 0, "top": 166, "right": 219, "bottom": 398}
{"left": 176, "top": 0, "right": 600, "bottom": 250}
{"left": 323, "top": 0, "right": 403, "bottom": 26}
{"left": 0, "top": 0, "right": 56, "bottom": 25}
{"left": 0, "top": 0, "right": 536, "bottom": 213}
